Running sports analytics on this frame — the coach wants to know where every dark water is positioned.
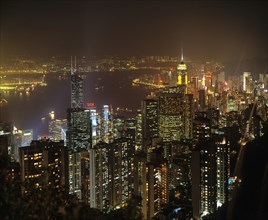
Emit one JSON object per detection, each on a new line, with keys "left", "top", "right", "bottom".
{"left": 1, "top": 70, "right": 155, "bottom": 137}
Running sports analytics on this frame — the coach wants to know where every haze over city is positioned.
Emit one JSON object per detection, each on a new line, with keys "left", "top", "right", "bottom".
{"left": 1, "top": 0, "right": 268, "bottom": 63}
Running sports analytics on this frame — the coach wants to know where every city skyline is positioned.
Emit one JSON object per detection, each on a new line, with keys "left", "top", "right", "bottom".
{"left": 1, "top": 0, "right": 268, "bottom": 64}
{"left": 1, "top": 1, "right": 268, "bottom": 219}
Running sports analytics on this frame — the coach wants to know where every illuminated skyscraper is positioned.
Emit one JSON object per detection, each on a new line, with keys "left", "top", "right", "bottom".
{"left": 191, "top": 133, "right": 229, "bottom": 219}
{"left": 193, "top": 112, "right": 211, "bottom": 145}
{"left": 101, "top": 105, "right": 113, "bottom": 143}
{"left": 89, "top": 142, "right": 110, "bottom": 210}
{"left": 67, "top": 108, "right": 91, "bottom": 202}
{"left": 66, "top": 108, "right": 91, "bottom": 151}
{"left": 141, "top": 98, "right": 159, "bottom": 148}
{"left": 19, "top": 139, "right": 68, "bottom": 192}
{"left": 71, "top": 56, "right": 84, "bottom": 108}
{"left": 158, "top": 87, "right": 184, "bottom": 142}
{"left": 158, "top": 87, "right": 193, "bottom": 142}
{"left": 48, "top": 112, "right": 67, "bottom": 144}
{"left": 21, "top": 129, "right": 33, "bottom": 147}
{"left": 136, "top": 109, "right": 142, "bottom": 152}
{"left": 242, "top": 72, "right": 253, "bottom": 93}
{"left": 68, "top": 149, "right": 90, "bottom": 203}
{"left": 87, "top": 102, "right": 100, "bottom": 147}
{"left": 134, "top": 151, "right": 168, "bottom": 220}
{"left": 177, "top": 50, "right": 188, "bottom": 94}
{"left": 109, "top": 138, "right": 132, "bottom": 207}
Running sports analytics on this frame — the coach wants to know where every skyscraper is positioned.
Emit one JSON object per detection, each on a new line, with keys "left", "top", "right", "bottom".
{"left": 71, "top": 56, "right": 84, "bottom": 108}
{"left": 191, "top": 133, "right": 229, "bottom": 219}
{"left": 177, "top": 50, "right": 188, "bottom": 94}
{"left": 19, "top": 139, "right": 68, "bottom": 192}
{"left": 66, "top": 108, "right": 91, "bottom": 151}
{"left": 158, "top": 87, "right": 184, "bottom": 142}
{"left": 89, "top": 142, "right": 110, "bottom": 210}
{"left": 141, "top": 98, "right": 159, "bottom": 148}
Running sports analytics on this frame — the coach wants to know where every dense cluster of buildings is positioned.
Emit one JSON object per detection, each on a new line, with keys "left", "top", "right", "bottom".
{"left": 1, "top": 54, "right": 268, "bottom": 220}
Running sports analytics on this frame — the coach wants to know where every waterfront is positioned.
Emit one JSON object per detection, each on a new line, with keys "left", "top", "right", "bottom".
{"left": 0, "top": 70, "right": 155, "bottom": 137}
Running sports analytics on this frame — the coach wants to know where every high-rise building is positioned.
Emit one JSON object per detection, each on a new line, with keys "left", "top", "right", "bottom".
{"left": 70, "top": 57, "right": 84, "bottom": 108}
{"left": 21, "top": 129, "right": 33, "bottom": 147}
{"left": 19, "top": 139, "right": 68, "bottom": 192}
{"left": 141, "top": 98, "right": 159, "bottom": 148}
{"left": 89, "top": 142, "right": 110, "bottom": 210}
{"left": 133, "top": 150, "right": 168, "bottom": 220}
{"left": 48, "top": 113, "right": 67, "bottom": 144}
{"left": 68, "top": 149, "right": 90, "bottom": 203}
{"left": 158, "top": 87, "right": 184, "bottom": 142}
{"left": 191, "top": 133, "right": 229, "bottom": 219}
{"left": 109, "top": 138, "right": 132, "bottom": 207}
{"left": 184, "top": 94, "right": 194, "bottom": 139}
{"left": 87, "top": 103, "right": 100, "bottom": 147}
{"left": 177, "top": 51, "right": 188, "bottom": 94}
{"left": 0, "top": 122, "right": 18, "bottom": 161}
{"left": 66, "top": 108, "right": 91, "bottom": 151}
{"left": 158, "top": 87, "right": 193, "bottom": 142}
{"left": 101, "top": 105, "right": 113, "bottom": 143}
{"left": 193, "top": 112, "right": 211, "bottom": 145}
{"left": 112, "top": 115, "right": 125, "bottom": 139}
{"left": 136, "top": 109, "right": 143, "bottom": 152}
{"left": 242, "top": 72, "right": 253, "bottom": 93}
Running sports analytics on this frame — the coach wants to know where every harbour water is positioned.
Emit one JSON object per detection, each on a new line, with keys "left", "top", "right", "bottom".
{"left": 0, "top": 70, "right": 155, "bottom": 137}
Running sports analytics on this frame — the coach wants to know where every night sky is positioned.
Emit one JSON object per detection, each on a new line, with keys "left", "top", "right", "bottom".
{"left": 1, "top": 0, "right": 268, "bottom": 63}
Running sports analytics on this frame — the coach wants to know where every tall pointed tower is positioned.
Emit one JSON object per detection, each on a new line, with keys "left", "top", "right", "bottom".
{"left": 70, "top": 56, "right": 84, "bottom": 108}
{"left": 177, "top": 49, "right": 188, "bottom": 93}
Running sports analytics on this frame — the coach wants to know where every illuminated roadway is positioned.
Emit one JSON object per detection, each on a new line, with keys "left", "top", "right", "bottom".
{"left": 132, "top": 78, "right": 166, "bottom": 89}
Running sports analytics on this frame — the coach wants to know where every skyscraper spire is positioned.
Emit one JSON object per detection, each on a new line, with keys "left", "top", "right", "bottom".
{"left": 74, "top": 56, "right": 77, "bottom": 73}
{"left": 71, "top": 56, "right": 73, "bottom": 75}
{"left": 181, "top": 48, "right": 184, "bottom": 62}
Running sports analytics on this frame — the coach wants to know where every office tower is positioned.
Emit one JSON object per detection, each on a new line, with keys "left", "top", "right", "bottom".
{"left": 184, "top": 94, "right": 194, "bottom": 139}
{"left": 158, "top": 87, "right": 184, "bottom": 142}
{"left": 191, "top": 134, "right": 229, "bottom": 219}
{"left": 0, "top": 122, "right": 17, "bottom": 161}
{"left": 112, "top": 115, "right": 125, "bottom": 139}
{"left": 87, "top": 103, "right": 100, "bottom": 147}
{"left": 109, "top": 138, "right": 132, "bottom": 207}
{"left": 101, "top": 105, "right": 113, "bottom": 143}
{"left": 141, "top": 98, "right": 159, "bottom": 148}
{"left": 177, "top": 50, "right": 188, "bottom": 94}
{"left": 135, "top": 155, "right": 165, "bottom": 220}
{"left": 19, "top": 139, "right": 68, "bottom": 192}
{"left": 67, "top": 108, "right": 91, "bottom": 203}
{"left": 134, "top": 149, "right": 168, "bottom": 220}
{"left": 21, "top": 129, "right": 33, "bottom": 147}
{"left": 193, "top": 112, "right": 211, "bottom": 145}
{"left": 133, "top": 152, "right": 147, "bottom": 217}
{"left": 191, "top": 141, "right": 216, "bottom": 219}
{"left": 242, "top": 72, "right": 253, "bottom": 93}
{"left": 48, "top": 113, "right": 67, "bottom": 144}
{"left": 147, "top": 160, "right": 168, "bottom": 219}
{"left": 66, "top": 108, "right": 91, "bottom": 151}
{"left": 71, "top": 57, "right": 84, "bottom": 108}
{"left": 68, "top": 149, "right": 90, "bottom": 203}
{"left": 207, "top": 108, "right": 220, "bottom": 129}
{"left": 89, "top": 142, "right": 109, "bottom": 210}
{"left": 136, "top": 109, "right": 142, "bottom": 152}
{"left": 214, "top": 134, "right": 229, "bottom": 208}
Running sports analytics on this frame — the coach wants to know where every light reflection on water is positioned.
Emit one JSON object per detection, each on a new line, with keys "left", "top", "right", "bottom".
{"left": 1, "top": 71, "right": 155, "bottom": 138}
